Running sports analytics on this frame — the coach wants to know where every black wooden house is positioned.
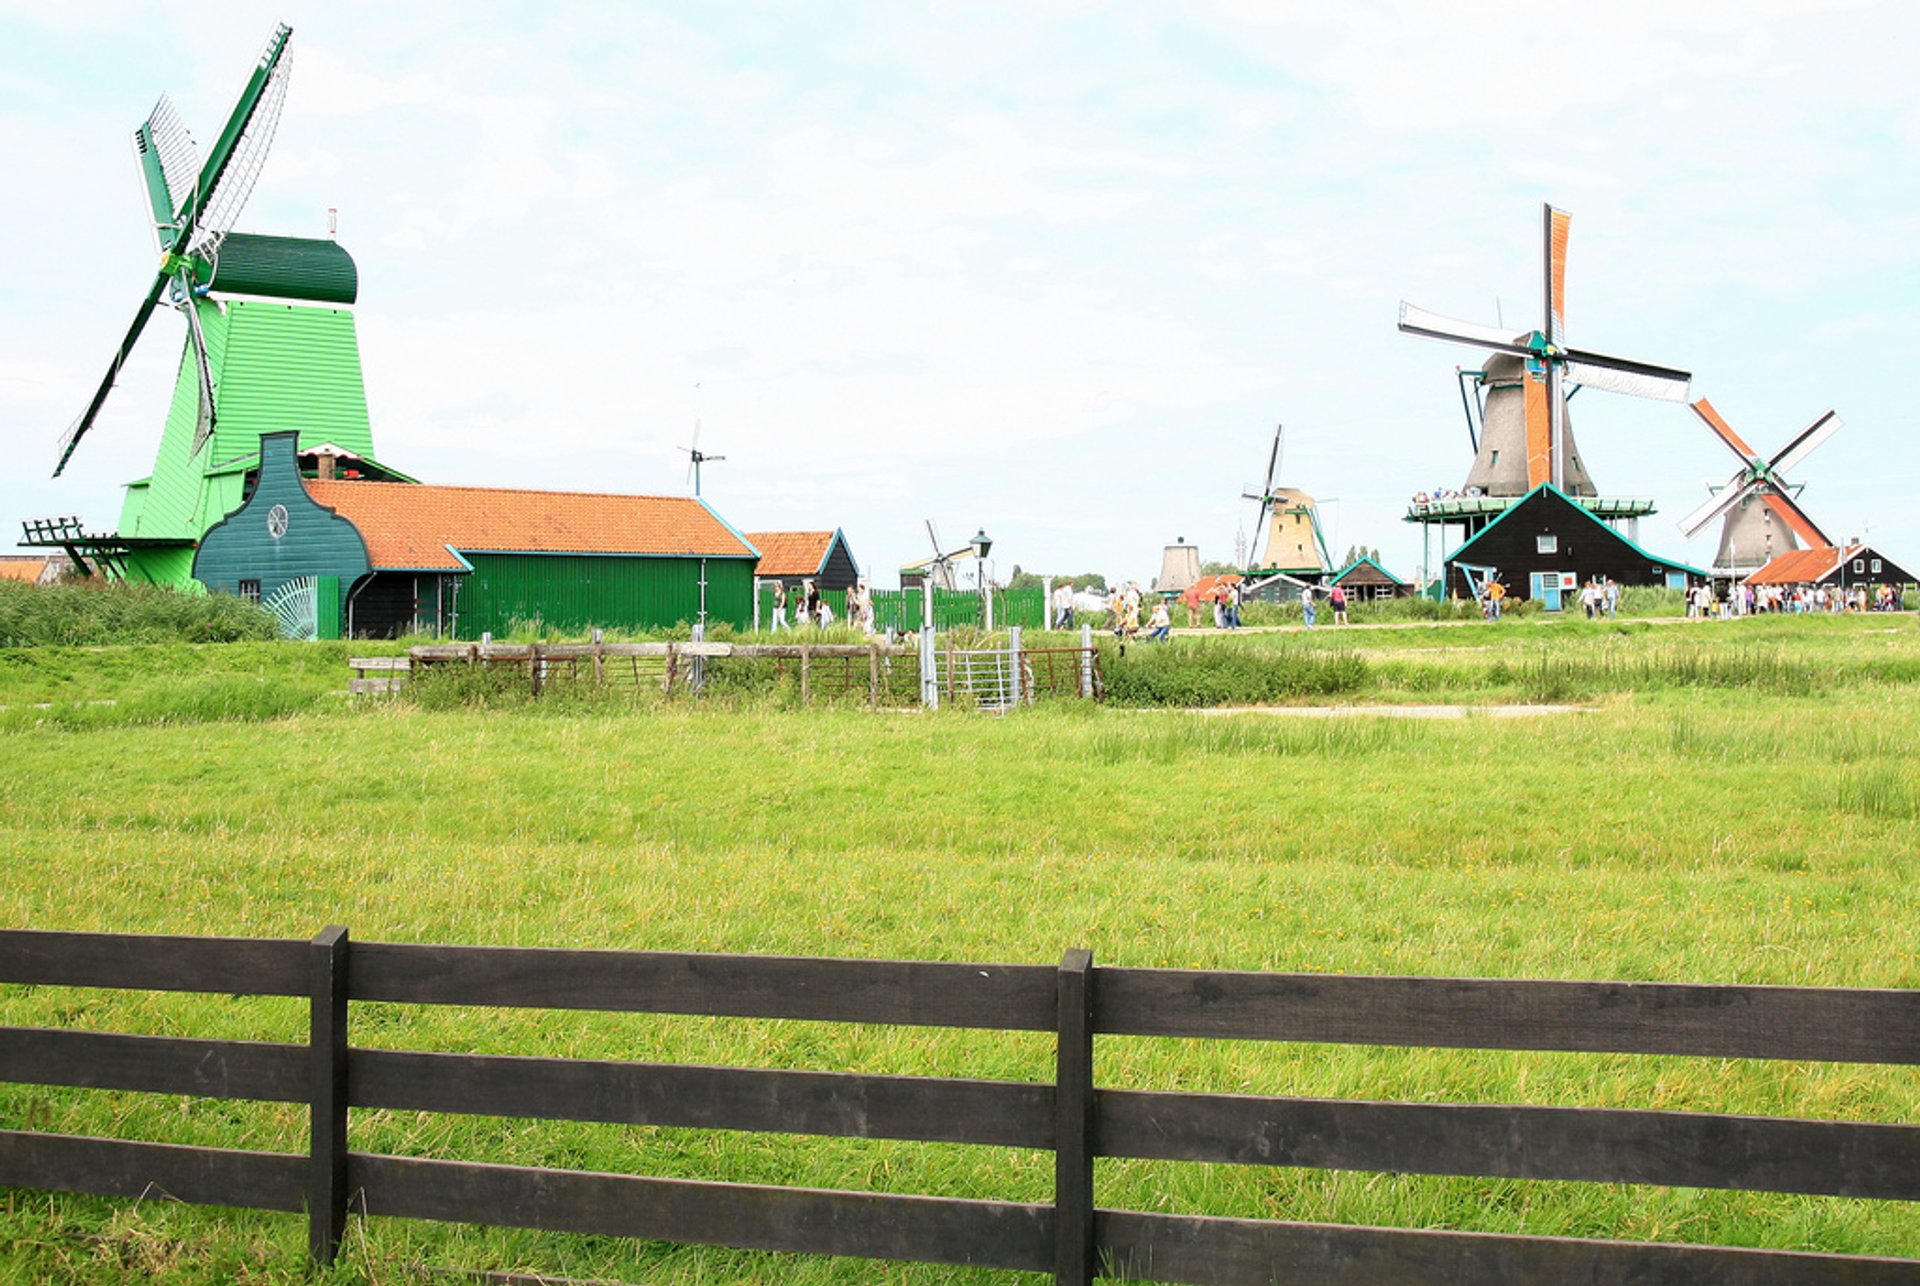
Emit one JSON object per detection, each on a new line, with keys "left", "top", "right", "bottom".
{"left": 1444, "top": 484, "right": 1702, "bottom": 608}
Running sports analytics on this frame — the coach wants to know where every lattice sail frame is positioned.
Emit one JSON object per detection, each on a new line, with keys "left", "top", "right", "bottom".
{"left": 189, "top": 36, "right": 293, "bottom": 261}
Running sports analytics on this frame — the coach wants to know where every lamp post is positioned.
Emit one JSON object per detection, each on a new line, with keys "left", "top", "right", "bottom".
{"left": 970, "top": 528, "right": 993, "bottom": 629}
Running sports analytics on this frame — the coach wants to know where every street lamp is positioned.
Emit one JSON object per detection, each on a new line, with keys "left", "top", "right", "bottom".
{"left": 970, "top": 529, "right": 994, "bottom": 628}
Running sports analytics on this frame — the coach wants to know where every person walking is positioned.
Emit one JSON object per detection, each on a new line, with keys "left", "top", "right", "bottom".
{"left": 770, "top": 581, "right": 789, "bottom": 632}
{"left": 1330, "top": 583, "right": 1348, "bottom": 625}
{"left": 1603, "top": 579, "right": 1619, "bottom": 621}
{"left": 1301, "top": 587, "right": 1317, "bottom": 629}
{"left": 1183, "top": 581, "right": 1202, "bottom": 628}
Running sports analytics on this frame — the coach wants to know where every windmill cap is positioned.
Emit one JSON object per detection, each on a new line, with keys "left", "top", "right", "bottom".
{"left": 202, "top": 233, "right": 357, "bottom": 305}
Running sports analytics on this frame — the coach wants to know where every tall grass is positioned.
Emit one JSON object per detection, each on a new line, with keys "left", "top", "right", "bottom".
{"left": 1, "top": 659, "right": 1917, "bottom": 1277}
{"left": 0, "top": 578, "right": 276, "bottom": 646}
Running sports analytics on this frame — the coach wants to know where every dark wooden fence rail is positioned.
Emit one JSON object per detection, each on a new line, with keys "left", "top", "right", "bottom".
{"left": 1, "top": 928, "right": 1915, "bottom": 1284}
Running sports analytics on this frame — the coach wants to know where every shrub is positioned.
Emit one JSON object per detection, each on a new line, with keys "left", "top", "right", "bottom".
{"left": 0, "top": 579, "right": 277, "bottom": 647}
{"left": 1102, "top": 639, "right": 1368, "bottom": 707}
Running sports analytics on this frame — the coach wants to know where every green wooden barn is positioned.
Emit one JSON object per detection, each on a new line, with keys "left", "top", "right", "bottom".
{"left": 194, "top": 433, "right": 760, "bottom": 638}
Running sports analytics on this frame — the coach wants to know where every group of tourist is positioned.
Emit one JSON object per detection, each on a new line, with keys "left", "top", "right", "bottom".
{"left": 1410, "top": 485, "right": 1485, "bottom": 509}
{"left": 1184, "top": 579, "right": 1245, "bottom": 630}
{"left": 1578, "top": 579, "right": 1622, "bottom": 620}
{"left": 768, "top": 579, "right": 878, "bottom": 633}
{"left": 1688, "top": 580, "right": 1902, "bottom": 619}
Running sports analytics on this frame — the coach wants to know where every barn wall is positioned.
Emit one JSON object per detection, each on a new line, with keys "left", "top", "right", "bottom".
{"left": 348, "top": 572, "right": 454, "bottom": 639}
{"left": 818, "top": 536, "right": 860, "bottom": 590}
{"left": 456, "top": 553, "right": 755, "bottom": 636}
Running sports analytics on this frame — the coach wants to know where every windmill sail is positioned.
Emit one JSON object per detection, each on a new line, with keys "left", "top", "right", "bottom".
{"left": 188, "top": 25, "right": 294, "bottom": 258}
{"left": 132, "top": 95, "right": 199, "bottom": 247}
{"left": 1680, "top": 399, "right": 1841, "bottom": 570}
{"left": 1400, "top": 203, "right": 1691, "bottom": 495}
{"left": 53, "top": 23, "right": 293, "bottom": 477}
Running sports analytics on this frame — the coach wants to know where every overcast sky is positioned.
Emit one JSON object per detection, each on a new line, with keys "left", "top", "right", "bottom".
{"left": 4, "top": 1, "right": 1915, "bottom": 586}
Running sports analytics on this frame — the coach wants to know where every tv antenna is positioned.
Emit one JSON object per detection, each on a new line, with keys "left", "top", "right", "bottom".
{"left": 678, "top": 419, "right": 725, "bottom": 497}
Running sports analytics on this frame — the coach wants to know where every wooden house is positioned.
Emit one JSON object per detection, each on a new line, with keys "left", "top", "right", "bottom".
{"left": 1330, "top": 556, "right": 1412, "bottom": 601}
{"left": 1744, "top": 544, "right": 1915, "bottom": 592}
{"left": 745, "top": 530, "right": 860, "bottom": 591}
{"left": 193, "top": 431, "right": 760, "bottom": 638}
{"left": 1444, "top": 484, "right": 1702, "bottom": 608}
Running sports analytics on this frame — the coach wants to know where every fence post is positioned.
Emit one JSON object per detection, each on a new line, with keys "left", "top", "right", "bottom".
{"left": 309, "top": 925, "right": 350, "bottom": 1266}
{"left": 869, "top": 644, "right": 880, "bottom": 709}
{"left": 530, "top": 642, "right": 545, "bottom": 698}
{"left": 1055, "top": 948, "right": 1095, "bottom": 1286}
{"left": 1009, "top": 626, "right": 1023, "bottom": 706}
{"left": 592, "top": 628, "right": 604, "bottom": 686}
{"left": 1079, "top": 624, "right": 1093, "bottom": 699}
{"left": 920, "top": 627, "right": 939, "bottom": 709}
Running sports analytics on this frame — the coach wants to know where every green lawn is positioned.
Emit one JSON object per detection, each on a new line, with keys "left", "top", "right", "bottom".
{"left": 0, "top": 616, "right": 1916, "bottom": 1281}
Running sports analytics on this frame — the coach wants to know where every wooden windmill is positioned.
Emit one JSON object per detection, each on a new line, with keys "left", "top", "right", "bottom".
{"left": 1679, "top": 399, "right": 1840, "bottom": 574}
{"left": 36, "top": 24, "right": 380, "bottom": 585}
{"left": 1241, "top": 425, "right": 1331, "bottom": 576}
{"left": 1399, "top": 204, "right": 1693, "bottom": 495}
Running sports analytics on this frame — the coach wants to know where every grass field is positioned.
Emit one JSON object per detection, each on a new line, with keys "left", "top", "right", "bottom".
{"left": 1, "top": 613, "right": 1916, "bottom": 1281}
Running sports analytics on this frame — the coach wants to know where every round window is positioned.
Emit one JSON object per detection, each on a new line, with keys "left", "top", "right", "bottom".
{"left": 267, "top": 504, "right": 290, "bottom": 540}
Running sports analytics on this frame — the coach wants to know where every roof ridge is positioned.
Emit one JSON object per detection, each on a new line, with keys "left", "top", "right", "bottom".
{"left": 308, "top": 478, "right": 706, "bottom": 504}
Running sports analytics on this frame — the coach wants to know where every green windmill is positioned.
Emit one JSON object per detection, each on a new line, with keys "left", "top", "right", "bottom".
{"left": 30, "top": 23, "right": 396, "bottom": 585}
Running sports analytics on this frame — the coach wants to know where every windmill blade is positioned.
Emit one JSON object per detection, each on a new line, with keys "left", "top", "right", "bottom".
{"left": 1760, "top": 489, "right": 1832, "bottom": 549}
{"left": 1560, "top": 348, "right": 1691, "bottom": 402}
{"left": 1768, "top": 410, "right": 1843, "bottom": 476}
{"left": 1262, "top": 425, "right": 1282, "bottom": 497}
{"left": 1679, "top": 475, "right": 1756, "bottom": 537}
{"left": 1307, "top": 503, "right": 1333, "bottom": 571}
{"left": 1689, "top": 398, "right": 1760, "bottom": 462}
{"left": 52, "top": 270, "right": 172, "bottom": 477}
{"left": 180, "top": 287, "right": 218, "bottom": 457}
{"left": 1544, "top": 205, "right": 1571, "bottom": 346}
{"left": 132, "top": 95, "right": 199, "bottom": 249}
{"left": 180, "top": 24, "right": 294, "bottom": 258}
{"left": 1398, "top": 302, "right": 1537, "bottom": 358}
{"left": 1247, "top": 505, "right": 1268, "bottom": 567}
{"left": 1522, "top": 370, "right": 1553, "bottom": 489}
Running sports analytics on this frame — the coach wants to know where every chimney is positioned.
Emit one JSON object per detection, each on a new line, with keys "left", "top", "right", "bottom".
{"left": 316, "top": 454, "right": 336, "bottom": 481}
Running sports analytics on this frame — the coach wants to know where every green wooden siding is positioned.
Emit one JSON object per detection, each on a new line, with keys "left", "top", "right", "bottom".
{"left": 192, "top": 432, "right": 371, "bottom": 613}
{"left": 120, "top": 299, "right": 374, "bottom": 551}
{"left": 122, "top": 545, "right": 198, "bottom": 588}
{"left": 457, "top": 553, "right": 755, "bottom": 637}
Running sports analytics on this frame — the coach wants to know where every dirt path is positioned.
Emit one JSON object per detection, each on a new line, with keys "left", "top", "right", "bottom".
{"left": 1176, "top": 703, "right": 1587, "bottom": 719}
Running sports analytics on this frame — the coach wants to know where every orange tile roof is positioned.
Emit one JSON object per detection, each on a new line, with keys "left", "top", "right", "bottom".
{"left": 0, "top": 559, "right": 49, "bottom": 584}
{"left": 1187, "top": 573, "right": 1243, "bottom": 599}
{"left": 1745, "top": 545, "right": 1849, "bottom": 585}
{"left": 746, "top": 531, "right": 834, "bottom": 578}
{"left": 307, "top": 480, "right": 756, "bottom": 571}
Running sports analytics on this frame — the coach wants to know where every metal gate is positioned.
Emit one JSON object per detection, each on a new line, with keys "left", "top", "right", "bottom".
{"left": 263, "top": 576, "right": 319, "bottom": 641}
{"left": 948, "top": 646, "right": 1021, "bottom": 713}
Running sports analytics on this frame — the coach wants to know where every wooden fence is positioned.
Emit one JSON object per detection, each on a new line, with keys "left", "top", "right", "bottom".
{"left": 1, "top": 928, "right": 1915, "bottom": 1283}
{"left": 353, "top": 640, "right": 926, "bottom": 706}
{"left": 352, "top": 635, "right": 1104, "bottom": 709}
